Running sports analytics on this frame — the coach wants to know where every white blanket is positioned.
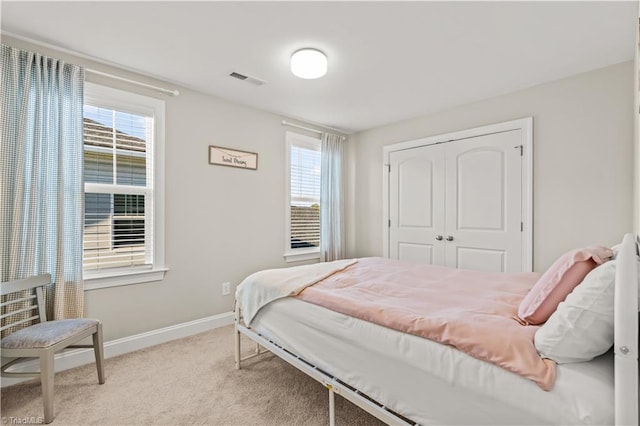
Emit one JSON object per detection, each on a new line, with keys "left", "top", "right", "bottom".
{"left": 236, "top": 259, "right": 357, "bottom": 325}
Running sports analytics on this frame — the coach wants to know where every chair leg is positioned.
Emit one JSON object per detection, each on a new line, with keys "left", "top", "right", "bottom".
{"left": 93, "top": 323, "right": 105, "bottom": 384}
{"left": 40, "top": 351, "right": 55, "bottom": 424}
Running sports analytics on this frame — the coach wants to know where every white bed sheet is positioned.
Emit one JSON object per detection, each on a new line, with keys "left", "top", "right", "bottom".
{"left": 251, "top": 297, "right": 614, "bottom": 425}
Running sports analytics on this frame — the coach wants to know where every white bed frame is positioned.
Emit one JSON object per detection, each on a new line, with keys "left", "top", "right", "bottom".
{"left": 614, "top": 233, "right": 639, "bottom": 425}
{"left": 234, "top": 233, "right": 639, "bottom": 425}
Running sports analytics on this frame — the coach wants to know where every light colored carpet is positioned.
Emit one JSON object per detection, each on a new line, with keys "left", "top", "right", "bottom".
{"left": 1, "top": 325, "right": 384, "bottom": 425}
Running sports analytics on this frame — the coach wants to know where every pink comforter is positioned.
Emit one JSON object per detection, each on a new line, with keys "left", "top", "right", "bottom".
{"left": 297, "top": 257, "right": 556, "bottom": 390}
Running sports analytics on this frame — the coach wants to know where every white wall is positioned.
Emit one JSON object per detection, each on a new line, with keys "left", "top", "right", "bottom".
{"left": 634, "top": 12, "right": 640, "bottom": 235}
{"left": 348, "top": 61, "right": 634, "bottom": 272}
{"left": 3, "top": 35, "right": 344, "bottom": 341}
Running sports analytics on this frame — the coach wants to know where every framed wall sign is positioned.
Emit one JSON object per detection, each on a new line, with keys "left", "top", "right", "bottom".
{"left": 208, "top": 145, "right": 258, "bottom": 170}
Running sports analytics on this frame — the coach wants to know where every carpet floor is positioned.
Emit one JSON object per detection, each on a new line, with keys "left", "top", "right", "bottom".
{"left": 1, "top": 325, "right": 384, "bottom": 425}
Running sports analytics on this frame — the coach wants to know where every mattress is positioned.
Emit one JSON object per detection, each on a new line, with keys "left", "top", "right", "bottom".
{"left": 251, "top": 297, "right": 614, "bottom": 425}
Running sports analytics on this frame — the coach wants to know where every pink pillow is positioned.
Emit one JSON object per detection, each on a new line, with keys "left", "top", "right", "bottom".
{"left": 516, "top": 246, "right": 613, "bottom": 325}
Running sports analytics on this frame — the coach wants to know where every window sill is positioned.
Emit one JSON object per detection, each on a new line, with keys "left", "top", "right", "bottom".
{"left": 84, "top": 267, "right": 168, "bottom": 291}
{"left": 284, "top": 250, "right": 321, "bottom": 263}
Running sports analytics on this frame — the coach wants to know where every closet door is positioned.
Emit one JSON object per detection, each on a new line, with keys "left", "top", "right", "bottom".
{"left": 388, "top": 144, "right": 445, "bottom": 264}
{"left": 444, "top": 130, "right": 523, "bottom": 272}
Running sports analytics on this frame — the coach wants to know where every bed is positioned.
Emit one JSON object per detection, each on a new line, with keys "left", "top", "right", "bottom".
{"left": 234, "top": 234, "right": 639, "bottom": 425}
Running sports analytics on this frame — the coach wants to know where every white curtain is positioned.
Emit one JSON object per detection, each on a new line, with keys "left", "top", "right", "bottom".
{"left": 320, "top": 133, "right": 345, "bottom": 261}
{"left": 1, "top": 45, "right": 85, "bottom": 321}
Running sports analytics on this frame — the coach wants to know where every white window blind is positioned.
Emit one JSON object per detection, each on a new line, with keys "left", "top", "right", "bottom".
{"left": 288, "top": 136, "right": 321, "bottom": 251}
{"left": 83, "top": 104, "right": 154, "bottom": 271}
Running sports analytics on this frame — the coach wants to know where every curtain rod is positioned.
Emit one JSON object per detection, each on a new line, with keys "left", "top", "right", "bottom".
{"left": 2, "top": 32, "right": 179, "bottom": 96}
{"left": 86, "top": 69, "right": 180, "bottom": 97}
{"left": 281, "top": 120, "right": 346, "bottom": 140}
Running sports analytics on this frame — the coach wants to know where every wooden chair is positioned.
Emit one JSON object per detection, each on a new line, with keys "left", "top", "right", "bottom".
{"left": 1, "top": 274, "right": 105, "bottom": 424}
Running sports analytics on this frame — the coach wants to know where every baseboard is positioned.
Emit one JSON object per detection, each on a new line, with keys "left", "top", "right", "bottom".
{"left": 1, "top": 311, "right": 234, "bottom": 387}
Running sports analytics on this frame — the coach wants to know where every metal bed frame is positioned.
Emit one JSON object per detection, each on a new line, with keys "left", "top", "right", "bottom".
{"left": 234, "top": 307, "right": 412, "bottom": 426}
{"left": 613, "top": 233, "right": 639, "bottom": 425}
{"left": 234, "top": 233, "right": 639, "bottom": 425}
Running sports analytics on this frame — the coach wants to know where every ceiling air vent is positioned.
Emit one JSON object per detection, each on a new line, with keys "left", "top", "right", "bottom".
{"left": 229, "top": 71, "right": 266, "bottom": 86}
{"left": 230, "top": 72, "right": 247, "bottom": 80}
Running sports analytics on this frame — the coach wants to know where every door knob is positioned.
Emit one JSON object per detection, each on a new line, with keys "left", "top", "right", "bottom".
{"left": 435, "top": 235, "right": 443, "bottom": 241}
{"left": 446, "top": 235, "right": 454, "bottom": 241}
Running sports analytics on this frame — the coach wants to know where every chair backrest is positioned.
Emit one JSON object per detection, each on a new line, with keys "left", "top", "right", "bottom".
{"left": 1, "top": 274, "right": 51, "bottom": 335}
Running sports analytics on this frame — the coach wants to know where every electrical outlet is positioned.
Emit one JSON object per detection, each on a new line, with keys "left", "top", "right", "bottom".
{"left": 222, "top": 282, "right": 231, "bottom": 296}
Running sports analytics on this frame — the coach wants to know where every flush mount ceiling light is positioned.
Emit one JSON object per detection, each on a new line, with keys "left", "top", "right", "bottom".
{"left": 290, "top": 48, "right": 327, "bottom": 79}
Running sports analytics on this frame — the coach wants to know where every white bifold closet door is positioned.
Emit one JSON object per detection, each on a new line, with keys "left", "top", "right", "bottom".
{"left": 389, "top": 130, "right": 522, "bottom": 273}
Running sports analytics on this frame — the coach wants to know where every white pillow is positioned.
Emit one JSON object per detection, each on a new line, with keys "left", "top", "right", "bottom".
{"left": 610, "top": 243, "right": 640, "bottom": 308}
{"left": 534, "top": 260, "right": 616, "bottom": 364}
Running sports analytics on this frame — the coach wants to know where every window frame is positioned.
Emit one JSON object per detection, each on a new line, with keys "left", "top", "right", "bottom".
{"left": 284, "top": 131, "right": 322, "bottom": 263}
{"left": 83, "top": 82, "right": 167, "bottom": 290}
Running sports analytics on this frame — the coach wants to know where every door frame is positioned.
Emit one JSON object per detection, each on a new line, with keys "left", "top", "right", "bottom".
{"left": 382, "top": 117, "right": 533, "bottom": 272}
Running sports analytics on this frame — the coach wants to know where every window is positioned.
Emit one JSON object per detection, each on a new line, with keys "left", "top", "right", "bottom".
{"left": 83, "top": 83, "right": 166, "bottom": 288}
{"left": 285, "top": 132, "right": 321, "bottom": 262}
{"left": 112, "top": 194, "right": 145, "bottom": 248}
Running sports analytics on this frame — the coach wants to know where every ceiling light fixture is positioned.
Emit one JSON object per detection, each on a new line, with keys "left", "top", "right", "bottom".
{"left": 290, "top": 48, "right": 327, "bottom": 79}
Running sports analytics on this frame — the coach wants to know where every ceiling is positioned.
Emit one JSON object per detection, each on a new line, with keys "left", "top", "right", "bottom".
{"left": 1, "top": 1, "right": 637, "bottom": 134}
